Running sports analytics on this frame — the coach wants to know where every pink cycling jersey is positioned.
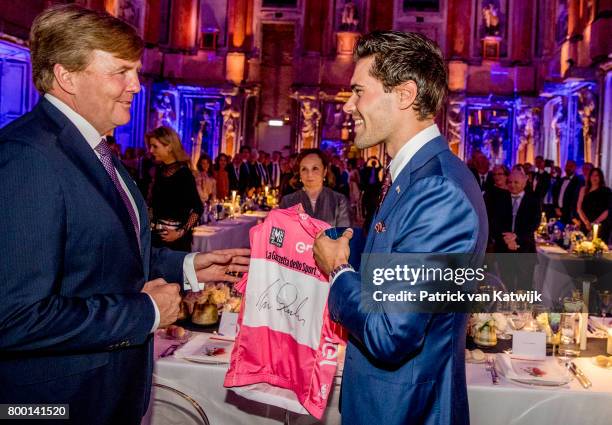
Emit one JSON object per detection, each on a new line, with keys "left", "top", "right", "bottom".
{"left": 224, "top": 205, "right": 345, "bottom": 419}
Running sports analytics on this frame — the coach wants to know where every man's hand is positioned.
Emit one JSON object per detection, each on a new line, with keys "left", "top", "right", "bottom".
{"left": 313, "top": 228, "right": 352, "bottom": 275}
{"left": 194, "top": 248, "right": 251, "bottom": 284}
{"left": 142, "top": 278, "right": 181, "bottom": 328}
{"left": 502, "top": 232, "right": 519, "bottom": 251}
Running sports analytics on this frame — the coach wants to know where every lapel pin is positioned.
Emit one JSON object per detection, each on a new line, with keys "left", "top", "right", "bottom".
{"left": 395, "top": 185, "right": 401, "bottom": 194}
{"left": 374, "top": 221, "right": 386, "bottom": 233}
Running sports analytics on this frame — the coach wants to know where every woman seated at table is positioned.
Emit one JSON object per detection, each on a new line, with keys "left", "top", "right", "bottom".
{"left": 576, "top": 167, "right": 611, "bottom": 241}
{"left": 279, "top": 148, "right": 350, "bottom": 227}
{"left": 147, "top": 126, "right": 203, "bottom": 251}
{"left": 195, "top": 154, "right": 217, "bottom": 203}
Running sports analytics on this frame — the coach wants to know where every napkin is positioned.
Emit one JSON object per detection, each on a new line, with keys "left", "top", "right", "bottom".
{"left": 495, "top": 353, "right": 571, "bottom": 385}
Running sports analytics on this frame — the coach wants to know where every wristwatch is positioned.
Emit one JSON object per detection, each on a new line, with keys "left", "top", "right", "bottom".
{"left": 329, "top": 263, "right": 354, "bottom": 282}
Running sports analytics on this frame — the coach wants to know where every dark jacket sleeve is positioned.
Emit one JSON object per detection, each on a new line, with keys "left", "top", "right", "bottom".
{"left": 0, "top": 142, "right": 155, "bottom": 353}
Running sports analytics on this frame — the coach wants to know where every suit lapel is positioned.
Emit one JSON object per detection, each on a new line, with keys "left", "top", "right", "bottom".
{"left": 113, "top": 154, "right": 148, "bottom": 259}
{"left": 40, "top": 99, "right": 141, "bottom": 259}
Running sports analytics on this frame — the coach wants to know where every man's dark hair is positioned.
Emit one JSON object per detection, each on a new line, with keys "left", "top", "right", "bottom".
{"left": 239, "top": 146, "right": 251, "bottom": 154}
{"left": 354, "top": 30, "right": 447, "bottom": 120}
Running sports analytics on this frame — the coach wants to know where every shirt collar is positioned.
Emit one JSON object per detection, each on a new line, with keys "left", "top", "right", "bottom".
{"left": 389, "top": 124, "right": 441, "bottom": 182}
{"left": 511, "top": 191, "right": 525, "bottom": 198}
{"left": 44, "top": 94, "right": 103, "bottom": 151}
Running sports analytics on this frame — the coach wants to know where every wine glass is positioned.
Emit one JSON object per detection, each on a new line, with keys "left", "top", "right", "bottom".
{"left": 598, "top": 290, "right": 612, "bottom": 318}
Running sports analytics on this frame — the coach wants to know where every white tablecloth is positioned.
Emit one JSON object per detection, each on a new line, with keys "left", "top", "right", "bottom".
{"left": 191, "top": 212, "right": 267, "bottom": 252}
{"left": 143, "top": 333, "right": 612, "bottom": 425}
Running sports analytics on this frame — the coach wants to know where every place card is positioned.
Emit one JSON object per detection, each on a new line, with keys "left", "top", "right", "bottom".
{"left": 218, "top": 311, "right": 239, "bottom": 339}
{"left": 512, "top": 331, "right": 546, "bottom": 360}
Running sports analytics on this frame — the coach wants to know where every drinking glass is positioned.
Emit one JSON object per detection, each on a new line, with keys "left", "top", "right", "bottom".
{"left": 558, "top": 297, "right": 583, "bottom": 358}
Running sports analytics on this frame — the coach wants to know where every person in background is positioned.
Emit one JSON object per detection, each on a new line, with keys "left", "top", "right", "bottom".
{"left": 213, "top": 153, "right": 230, "bottom": 200}
{"left": 576, "top": 167, "right": 610, "bottom": 241}
{"left": 529, "top": 155, "right": 550, "bottom": 207}
{"left": 489, "top": 169, "right": 540, "bottom": 253}
{"left": 0, "top": 6, "right": 249, "bottom": 424}
{"left": 347, "top": 158, "right": 363, "bottom": 226}
{"left": 268, "top": 150, "right": 282, "bottom": 189}
{"left": 195, "top": 154, "right": 217, "bottom": 203}
{"left": 360, "top": 155, "right": 383, "bottom": 230}
{"left": 248, "top": 148, "right": 269, "bottom": 189}
{"left": 228, "top": 154, "right": 242, "bottom": 193}
{"left": 280, "top": 148, "right": 350, "bottom": 227}
{"left": 555, "top": 160, "right": 584, "bottom": 224}
{"left": 470, "top": 151, "right": 493, "bottom": 193}
{"left": 239, "top": 145, "right": 253, "bottom": 193}
{"left": 279, "top": 156, "right": 298, "bottom": 197}
{"left": 147, "top": 126, "right": 203, "bottom": 251}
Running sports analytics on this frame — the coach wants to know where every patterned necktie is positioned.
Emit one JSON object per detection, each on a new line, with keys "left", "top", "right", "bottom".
{"left": 95, "top": 138, "right": 140, "bottom": 247}
{"left": 377, "top": 165, "right": 392, "bottom": 210}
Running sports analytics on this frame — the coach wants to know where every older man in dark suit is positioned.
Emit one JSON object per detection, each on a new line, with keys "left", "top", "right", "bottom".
{"left": 0, "top": 6, "right": 248, "bottom": 424}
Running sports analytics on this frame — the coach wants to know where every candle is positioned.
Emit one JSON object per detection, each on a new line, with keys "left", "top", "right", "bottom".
{"left": 265, "top": 185, "right": 269, "bottom": 197}
{"left": 608, "top": 329, "right": 612, "bottom": 355}
{"left": 593, "top": 223, "right": 599, "bottom": 240}
{"left": 231, "top": 190, "right": 237, "bottom": 204}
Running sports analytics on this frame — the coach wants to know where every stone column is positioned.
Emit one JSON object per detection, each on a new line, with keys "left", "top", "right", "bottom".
{"left": 510, "top": 0, "right": 534, "bottom": 63}
{"left": 446, "top": 0, "right": 473, "bottom": 60}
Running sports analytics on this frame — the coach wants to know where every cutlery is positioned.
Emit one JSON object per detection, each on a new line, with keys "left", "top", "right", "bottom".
{"left": 485, "top": 355, "right": 500, "bottom": 385}
{"left": 566, "top": 361, "right": 592, "bottom": 389}
{"left": 160, "top": 344, "right": 181, "bottom": 358}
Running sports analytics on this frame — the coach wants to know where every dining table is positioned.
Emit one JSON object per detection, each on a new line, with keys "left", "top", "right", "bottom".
{"left": 191, "top": 211, "right": 269, "bottom": 252}
{"left": 142, "top": 331, "right": 612, "bottom": 425}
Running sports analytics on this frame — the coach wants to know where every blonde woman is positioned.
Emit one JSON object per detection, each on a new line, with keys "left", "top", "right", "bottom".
{"left": 146, "top": 126, "right": 203, "bottom": 251}
{"left": 195, "top": 154, "right": 217, "bottom": 203}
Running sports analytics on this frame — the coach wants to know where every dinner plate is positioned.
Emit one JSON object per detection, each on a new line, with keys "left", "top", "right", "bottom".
{"left": 157, "top": 329, "right": 193, "bottom": 343}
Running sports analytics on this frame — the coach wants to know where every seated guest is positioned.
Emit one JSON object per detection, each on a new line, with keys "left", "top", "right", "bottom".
{"left": 489, "top": 169, "right": 540, "bottom": 253}
{"left": 213, "top": 153, "right": 230, "bottom": 200}
{"left": 577, "top": 168, "right": 611, "bottom": 241}
{"left": 555, "top": 160, "right": 584, "bottom": 224}
{"left": 228, "top": 154, "right": 242, "bottom": 193}
{"left": 280, "top": 148, "right": 350, "bottom": 227}
{"left": 195, "top": 154, "right": 217, "bottom": 203}
{"left": 147, "top": 126, "right": 203, "bottom": 251}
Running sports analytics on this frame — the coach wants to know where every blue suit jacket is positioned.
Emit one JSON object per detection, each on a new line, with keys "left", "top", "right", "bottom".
{"left": 329, "top": 136, "right": 488, "bottom": 425}
{"left": 0, "top": 99, "right": 186, "bottom": 424}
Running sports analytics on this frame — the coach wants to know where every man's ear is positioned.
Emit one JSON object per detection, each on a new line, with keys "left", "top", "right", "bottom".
{"left": 395, "top": 80, "right": 418, "bottom": 111}
{"left": 53, "top": 63, "right": 77, "bottom": 95}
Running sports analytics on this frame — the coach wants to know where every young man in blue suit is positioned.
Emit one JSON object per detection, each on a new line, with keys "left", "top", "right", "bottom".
{"left": 314, "top": 31, "right": 488, "bottom": 425}
{"left": 0, "top": 5, "right": 248, "bottom": 424}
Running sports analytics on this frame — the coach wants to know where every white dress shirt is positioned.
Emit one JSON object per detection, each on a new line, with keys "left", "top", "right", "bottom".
{"left": 45, "top": 94, "right": 200, "bottom": 332}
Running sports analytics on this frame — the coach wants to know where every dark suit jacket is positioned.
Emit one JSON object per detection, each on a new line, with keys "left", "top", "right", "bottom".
{"left": 239, "top": 161, "right": 252, "bottom": 192}
{"left": 488, "top": 191, "right": 541, "bottom": 253}
{"left": 470, "top": 168, "right": 494, "bottom": 193}
{"left": 529, "top": 170, "right": 551, "bottom": 204}
{"left": 0, "top": 99, "right": 186, "bottom": 424}
{"left": 556, "top": 174, "right": 584, "bottom": 223}
{"left": 330, "top": 136, "right": 488, "bottom": 425}
{"left": 228, "top": 163, "right": 241, "bottom": 192}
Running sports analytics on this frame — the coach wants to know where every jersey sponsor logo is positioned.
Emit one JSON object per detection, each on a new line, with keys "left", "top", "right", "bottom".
{"left": 269, "top": 226, "right": 285, "bottom": 247}
{"left": 319, "top": 337, "right": 339, "bottom": 367}
{"left": 295, "top": 241, "right": 313, "bottom": 254}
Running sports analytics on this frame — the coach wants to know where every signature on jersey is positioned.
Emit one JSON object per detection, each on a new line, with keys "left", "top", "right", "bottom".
{"left": 256, "top": 278, "right": 309, "bottom": 325}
